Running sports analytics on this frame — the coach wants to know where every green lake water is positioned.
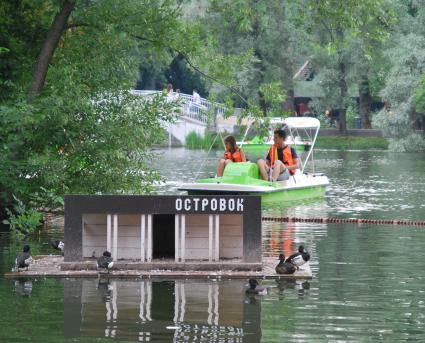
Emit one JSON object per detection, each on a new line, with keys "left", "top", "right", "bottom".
{"left": 1, "top": 149, "right": 424, "bottom": 342}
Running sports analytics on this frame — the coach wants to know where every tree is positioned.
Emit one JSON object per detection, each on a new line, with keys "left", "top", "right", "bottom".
{"left": 304, "top": 0, "right": 391, "bottom": 132}
{"left": 0, "top": 0, "right": 204, "bottom": 213}
{"left": 372, "top": 1, "right": 425, "bottom": 151}
{"left": 198, "top": 0, "right": 302, "bottom": 116}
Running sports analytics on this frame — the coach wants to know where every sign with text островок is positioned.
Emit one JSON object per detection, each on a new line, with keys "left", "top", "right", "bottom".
{"left": 175, "top": 197, "right": 244, "bottom": 213}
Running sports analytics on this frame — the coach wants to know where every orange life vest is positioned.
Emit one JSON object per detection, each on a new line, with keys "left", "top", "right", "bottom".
{"left": 268, "top": 144, "right": 296, "bottom": 175}
{"left": 224, "top": 148, "right": 243, "bottom": 162}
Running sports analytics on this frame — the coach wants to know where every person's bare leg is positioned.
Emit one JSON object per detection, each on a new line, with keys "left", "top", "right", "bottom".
{"left": 271, "top": 160, "right": 285, "bottom": 181}
{"left": 217, "top": 159, "right": 226, "bottom": 177}
{"left": 222, "top": 159, "right": 232, "bottom": 175}
{"left": 257, "top": 159, "right": 269, "bottom": 180}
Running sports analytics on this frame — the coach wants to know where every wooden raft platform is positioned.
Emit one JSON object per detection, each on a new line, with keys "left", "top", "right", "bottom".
{"left": 4, "top": 255, "right": 312, "bottom": 280}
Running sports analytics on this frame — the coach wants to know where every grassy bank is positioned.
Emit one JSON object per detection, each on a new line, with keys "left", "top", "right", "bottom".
{"left": 185, "top": 132, "right": 221, "bottom": 149}
{"left": 315, "top": 136, "right": 388, "bottom": 150}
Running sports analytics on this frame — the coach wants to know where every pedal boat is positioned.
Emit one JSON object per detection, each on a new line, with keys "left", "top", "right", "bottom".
{"left": 179, "top": 117, "right": 329, "bottom": 203}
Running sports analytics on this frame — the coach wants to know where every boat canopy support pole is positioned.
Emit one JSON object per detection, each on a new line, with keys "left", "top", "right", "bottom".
{"left": 302, "top": 126, "right": 320, "bottom": 173}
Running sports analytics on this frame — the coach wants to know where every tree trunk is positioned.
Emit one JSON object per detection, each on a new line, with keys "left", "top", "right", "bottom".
{"left": 359, "top": 74, "right": 372, "bottom": 129}
{"left": 337, "top": 61, "right": 347, "bottom": 132}
{"left": 29, "top": 0, "right": 75, "bottom": 98}
{"left": 276, "top": 0, "right": 295, "bottom": 114}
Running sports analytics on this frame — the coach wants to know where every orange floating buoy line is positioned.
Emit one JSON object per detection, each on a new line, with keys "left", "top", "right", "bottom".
{"left": 261, "top": 217, "right": 425, "bottom": 226}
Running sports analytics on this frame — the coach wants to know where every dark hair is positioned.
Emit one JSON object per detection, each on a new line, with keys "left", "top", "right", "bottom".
{"left": 23, "top": 245, "right": 30, "bottom": 252}
{"left": 224, "top": 135, "right": 238, "bottom": 153}
{"left": 274, "top": 129, "right": 287, "bottom": 140}
{"left": 103, "top": 251, "right": 112, "bottom": 257}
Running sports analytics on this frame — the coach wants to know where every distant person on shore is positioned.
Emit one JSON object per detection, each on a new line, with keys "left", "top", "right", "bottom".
{"left": 216, "top": 135, "right": 246, "bottom": 177}
{"left": 192, "top": 89, "right": 201, "bottom": 104}
{"left": 257, "top": 129, "right": 299, "bottom": 181}
{"left": 175, "top": 88, "right": 181, "bottom": 100}
{"left": 166, "top": 83, "right": 174, "bottom": 101}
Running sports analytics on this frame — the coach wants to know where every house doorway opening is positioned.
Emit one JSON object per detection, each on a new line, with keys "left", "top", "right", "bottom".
{"left": 153, "top": 214, "right": 175, "bottom": 259}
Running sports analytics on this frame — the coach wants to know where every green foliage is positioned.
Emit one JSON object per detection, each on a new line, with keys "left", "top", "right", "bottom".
{"left": 414, "top": 76, "right": 425, "bottom": 114}
{"left": 185, "top": 131, "right": 221, "bottom": 150}
{"left": 2, "top": 196, "right": 43, "bottom": 240}
{"left": 346, "top": 105, "right": 358, "bottom": 129}
{"left": 373, "top": 32, "right": 425, "bottom": 150}
{"left": 0, "top": 0, "right": 194, "bottom": 211}
{"left": 29, "top": 187, "right": 64, "bottom": 213}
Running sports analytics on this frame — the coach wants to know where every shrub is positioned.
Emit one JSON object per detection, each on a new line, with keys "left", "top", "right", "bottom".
{"left": 2, "top": 196, "right": 43, "bottom": 240}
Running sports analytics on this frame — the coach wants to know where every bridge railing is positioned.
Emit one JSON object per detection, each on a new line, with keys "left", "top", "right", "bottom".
{"left": 131, "top": 90, "right": 226, "bottom": 124}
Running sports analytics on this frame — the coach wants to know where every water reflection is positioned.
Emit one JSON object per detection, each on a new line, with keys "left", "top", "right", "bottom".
{"left": 14, "top": 279, "right": 33, "bottom": 297}
{"left": 64, "top": 279, "right": 262, "bottom": 342}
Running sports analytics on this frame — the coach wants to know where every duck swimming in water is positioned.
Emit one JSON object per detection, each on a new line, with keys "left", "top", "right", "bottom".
{"left": 285, "top": 245, "right": 310, "bottom": 268}
{"left": 51, "top": 240, "right": 64, "bottom": 252}
{"left": 15, "top": 245, "right": 33, "bottom": 271}
{"left": 245, "top": 278, "right": 267, "bottom": 295}
{"left": 97, "top": 251, "right": 114, "bottom": 273}
{"left": 275, "top": 253, "right": 296, "bottom": 274}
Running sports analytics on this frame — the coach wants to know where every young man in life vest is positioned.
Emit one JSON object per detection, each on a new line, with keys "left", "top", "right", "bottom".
{"left": 257, "top": 129, "right": 300, "bottom": 181}
{"left": 216, "top": 135, "right": 246, "bottom": 177}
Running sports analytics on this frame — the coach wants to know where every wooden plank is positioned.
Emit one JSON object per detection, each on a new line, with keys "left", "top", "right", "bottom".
{"left": 115, "top": 214, "right": 140, "bottom": 226}
{"left": 219, "top": 226, "right": 242, "bottom": 237}
{"left": 83, "top": 214, "right": 107, "bottom": 224}
{"left": 218, "top": 214, "right": 243, "bottom": 225}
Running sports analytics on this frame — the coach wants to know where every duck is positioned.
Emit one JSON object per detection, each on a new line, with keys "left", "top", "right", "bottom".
{"left": 51, "top": 240, "right": 65, "bottom": 252}
{"left": 245, "top": 278, "right": 267, "bottom": 295}
{"left": 275, "top": 253, "right": 296, "bottom": 274}
{"left": 285, "top": 245, "right": 310, "bottom": 268}
{"left": 97, "top": 251, "right": 114, "bottom": 273}
{"left": 15, "top": 245, "right": 33, "bottom": 271}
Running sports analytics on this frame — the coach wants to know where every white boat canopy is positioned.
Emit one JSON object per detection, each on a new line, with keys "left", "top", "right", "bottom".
{"left": 282, "top": 117, "right": 320, "bottom": 129}
{"left": 239, "top": 116, "right": 321, "bottom": 173}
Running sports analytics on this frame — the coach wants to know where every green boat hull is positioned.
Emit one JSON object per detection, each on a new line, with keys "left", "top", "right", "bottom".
{"left": 183, "top": 162, "right": 328, "bottom": 205}
{"left": 187, "top": 185, "right": 326, "bottom": 204}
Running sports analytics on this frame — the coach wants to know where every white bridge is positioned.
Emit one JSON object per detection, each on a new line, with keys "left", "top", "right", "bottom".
{"left": 132, "top": 90, "right": 229, "bottom": 146}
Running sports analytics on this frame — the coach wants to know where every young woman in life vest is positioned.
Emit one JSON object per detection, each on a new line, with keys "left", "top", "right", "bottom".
{"left": 257, "top": 129, "right": 300, "bottom": 181}
{"left": 216, "top": 135, "right": 246, "bottom": 177}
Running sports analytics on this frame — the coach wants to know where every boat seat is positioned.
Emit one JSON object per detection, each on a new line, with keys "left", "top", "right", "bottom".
{"left": 223, "top": 162, "right": 260, "bottom": 179}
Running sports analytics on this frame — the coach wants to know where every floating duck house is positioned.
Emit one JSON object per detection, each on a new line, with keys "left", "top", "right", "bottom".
{"left": 64, "top": 195, "right": 262, "bottom": 271}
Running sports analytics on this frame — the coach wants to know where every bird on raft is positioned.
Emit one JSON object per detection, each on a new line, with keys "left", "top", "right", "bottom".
{"left": 15, "top": 245, "right": 33, "bottom": 271}
{"left": 97, "top": 251, "right": 114, "bottom": 273}
{"left": 51, "top": 240, "right": 65, "bottom": 252}
{"left": 275, "top": 253, "right": 296, "bottom": 274}
{"left": 245, "top": 278, "right": 267, "bottom": 295}
{"left": 285, "top": 245, "right": 310, "bottom": 269}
